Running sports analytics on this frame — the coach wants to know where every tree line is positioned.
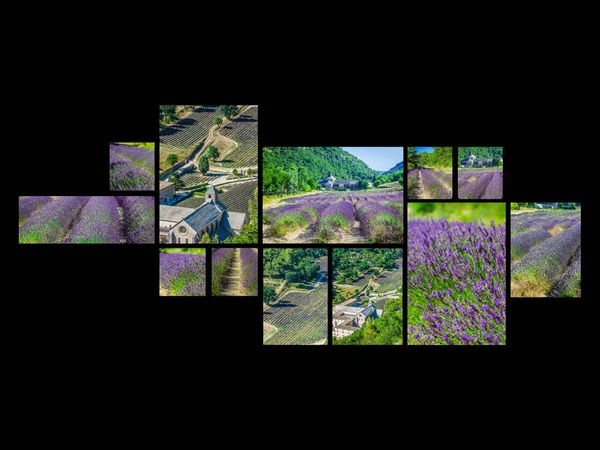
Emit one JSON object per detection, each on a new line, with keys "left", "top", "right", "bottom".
{"left": 407, "top": 147, "right": 452, "bottom": 171}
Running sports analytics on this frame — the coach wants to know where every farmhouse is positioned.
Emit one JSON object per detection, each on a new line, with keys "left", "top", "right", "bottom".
{"left": 160, "top": 181, "right": 175, "bottom": 204}
{"left": 318, "top": 171, "right": 360, "bottom": 190}
{"left": 460, "top": 151, "right": 495, "bottom": 168}
{"left": 332, "top": 300, "right": 383, "bottom": 339}
{"left": 159, "top": 185, "right": 246, "bottom": 243}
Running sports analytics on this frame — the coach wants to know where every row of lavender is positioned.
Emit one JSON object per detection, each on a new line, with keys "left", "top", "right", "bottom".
{"left": 511, "top": 210, "right": 581, "bottom": 297}
{"left": 458, "top": 170, "right": 503, "bottom": 199}
{"left": 263, "top": 192, "right": 404, "bottom": 243}
{"left": 18, "top": 196, "right": 154, "bottom": 244}
{"left": 407, "top": 169, "right": 453, "bottom": 199}
{"left": 109, "top": 143, "right": 155, "bottom": 191}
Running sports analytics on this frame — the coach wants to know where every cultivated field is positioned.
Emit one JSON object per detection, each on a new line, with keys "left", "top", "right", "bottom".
{"left": 458, "top": 169, "right": 503, "bottom": 199}
{"left": 215, "top": 106, "right": 258, "bottom": 168}
{"left": 159, "top": 105, "right": 220, "bottom": 169}
{"left": 176, "top": 180, "right": 257, "bottom": 214}
{"left": 407, "top": 168, "right": 452, "bottom": 199}
{"left": 263, "top": 191, "right": 403, "bottom": 244}
{"left": 212, "top": 248, "right": 258, "bottom": 296}
{"left": 511, "top": 210, "right": 581, "bottom": 297}
{"left": 19, "top": 196, "right": 154, "bottom": 244}
{"left": 263, "top": 284, "right": 328, "bottom": 345}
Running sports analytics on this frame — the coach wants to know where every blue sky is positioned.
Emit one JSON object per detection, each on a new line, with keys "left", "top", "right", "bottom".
{"left": 415, "top": 147, "right": 434, "bottom": 153}
{"left": 342, "top": 147, "right": 403, "bottom": 171}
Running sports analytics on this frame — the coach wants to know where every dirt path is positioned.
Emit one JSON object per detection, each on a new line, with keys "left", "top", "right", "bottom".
{"left": 220, "top": 248, "right": 246, "bottom": 296}
{"left": 414, "top": 170, "right": 431, "bottom": 199}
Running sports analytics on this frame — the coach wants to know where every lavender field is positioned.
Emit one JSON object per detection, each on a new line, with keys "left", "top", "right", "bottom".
{"left": 408, "top": 205, "right": 506, "bottom": 345}
{"left": 160, "top": 250, "right": 206, "bottom": 296}
{"left": 110, "top": 143, "right": 155, "bottom": 191}
{"left": 18, "top": 196, "right": 155, "bottom": 244}
{"left": 407, "top": 168, "right": 452, "bottom": 199}
{"left": 511, "top": 209, "right": 581, "bottom": 297}
{"left": 212, "top": 248, "right": 258, "bottom": 296}
{"left": 263, "top": 191, "right": 403, "bottom": 244}
{"left": 458, "top": 170, "right": 503, "bottom": 199}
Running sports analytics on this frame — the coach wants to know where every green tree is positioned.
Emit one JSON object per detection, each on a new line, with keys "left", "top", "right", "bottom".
{"left": 358, "top": 180, "right": 369, "bottom": 190}
{"left": 374, "top": 180, "right": 382, "bottom": 187}
{"left": 219, "top": 105, "right": 237, "bottom": 120}
{"left": 233, "top": 168, "right": 238, "bottom": 176}
{"left": 247, "top": 168, "right": 253, "bottom": 177}
{"left": 264, "top": 286, "right": 277, "bottom": 305}
{"left": 168, "top": 173, "right": 183, "bottom": 190}
{"left": 207, "top": 146, "right": 219, "bottom": 160}
{"left": 166, "top": 153, "right": 179, "bottom": 167}
{"left": 198, "top": 156, "right": 210, "bottom": 175}
{"left": 510, "top": 203, "right": 520, "bottom": 210}
{"left": 160, "top": 105, "right": 177, "bottom": 122}
{"left": 213, "top": 117, "right": 222, "bottom": 127}
{"left": 407, "top": 147, "right": 420, "bottom": 171}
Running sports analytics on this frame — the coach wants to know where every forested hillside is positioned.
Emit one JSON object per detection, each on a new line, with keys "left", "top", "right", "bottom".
{"left": 384, "top": 161, "right": 404, "bottom": 175}
{"left": 264, "top": 147, "right": 377, "bottom": 182}
{"left": 458, "top": 147, "right": 503, "bottom": 159}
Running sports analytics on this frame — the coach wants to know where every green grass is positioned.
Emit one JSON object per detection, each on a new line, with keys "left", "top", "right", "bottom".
{"left": 269, "top": 214, "right": 308, "bottom": 236}
{"left": 409, "top": 202, "right": 505, "bottom": 224}
{"left": 118, "top": 142, "right": 155, "bottom": 151}
{"left": 160, "top": 248, "right": 206, "bottom": 255}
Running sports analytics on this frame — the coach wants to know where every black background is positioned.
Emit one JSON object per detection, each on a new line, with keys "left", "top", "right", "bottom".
{"left": 12, "top": 88, "right": 592, "bottom": 373}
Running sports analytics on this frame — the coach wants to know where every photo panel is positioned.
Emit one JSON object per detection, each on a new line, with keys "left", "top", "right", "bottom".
{"left": 158, "top": 105, "right": 258, "bottom": 245}
{"left": 332, "top": 248, "right": 403, "bottom": 345}
{"left": 109, "top": 142, "right": 156, "bottom": 191}
{"left": 263, "top": 247, "right": 329, "bottom": 345}
{"left": 159, "top": 247, "right": 207, "bottom": 296}
{"left": 407, "top": 202, "right": 506, "bottom": 345}
{"left": 510, "top": 202, "right": 581, "bottom": 298}
{"left": 212, "top": 248, "right": 258, "bottom": 296}
{"left": 406, "top": 147, "right": 453, "bottom": 200}
{"left": 18, "top": 196, "right": 155, "bottom": 244}
{"left": 262, "top": 147, "right": 404, "bottom": 244}
{"left": 457, "top": 147, "right": 503, "bottom": 199}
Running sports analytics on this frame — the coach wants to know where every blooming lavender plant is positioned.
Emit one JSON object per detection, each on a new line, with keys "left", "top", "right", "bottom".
{"left": 160, "top": 253, "right": 206, "bottom": 296}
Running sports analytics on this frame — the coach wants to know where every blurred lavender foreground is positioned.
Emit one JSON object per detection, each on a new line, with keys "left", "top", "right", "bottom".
{"left": 408, "top": 218, "right": 506, "bottom": 345}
